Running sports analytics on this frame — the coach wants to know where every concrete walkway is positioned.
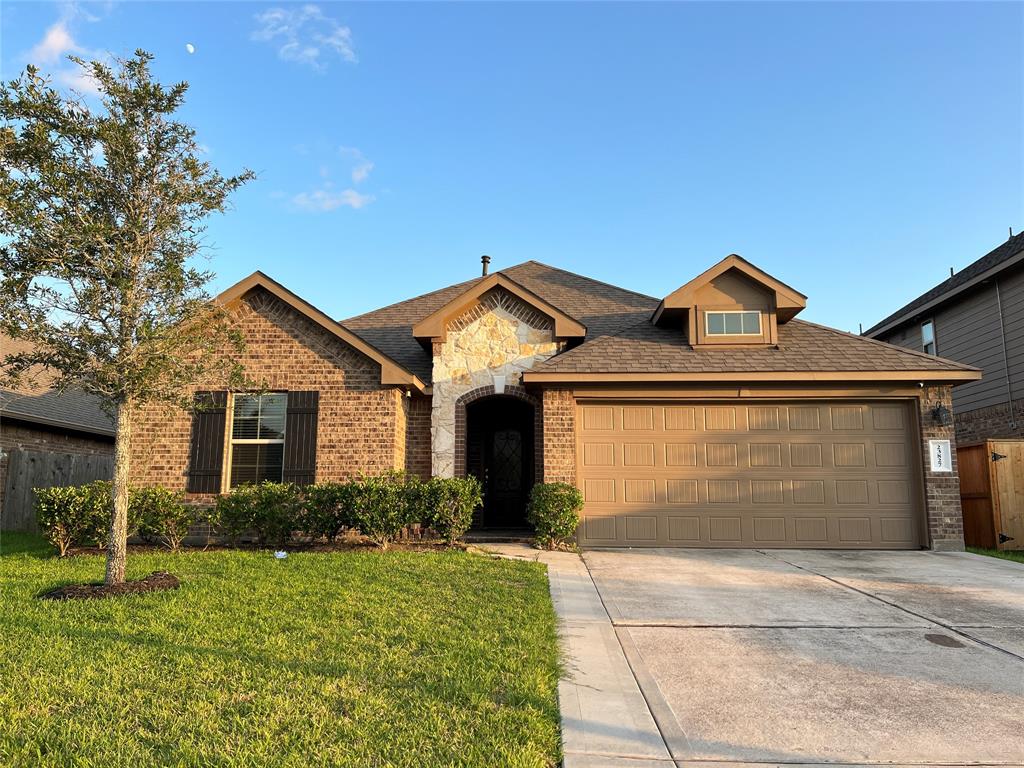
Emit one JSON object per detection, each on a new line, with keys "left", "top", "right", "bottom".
{"left": 484, "top": 544, "right": 674, "bottom": 767}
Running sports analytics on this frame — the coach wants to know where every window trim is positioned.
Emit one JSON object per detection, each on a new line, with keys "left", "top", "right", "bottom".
{"left": 704, "top": 309, "right": 763, "bottom": 337}
{"left": 921, "top": 319, "right": 936, "bottom": 355}
{"left": 224, "top": 392, "right": 287, "bottom": 490}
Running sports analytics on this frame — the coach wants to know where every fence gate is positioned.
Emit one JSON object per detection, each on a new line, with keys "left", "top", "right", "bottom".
{"left": 2, "top": 449, "right": 114, "bottom": 533}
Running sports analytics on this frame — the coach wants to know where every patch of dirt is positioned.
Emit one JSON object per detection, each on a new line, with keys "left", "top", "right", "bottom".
{"left": 38, "top": 571, "right": 180, "bottom": 601}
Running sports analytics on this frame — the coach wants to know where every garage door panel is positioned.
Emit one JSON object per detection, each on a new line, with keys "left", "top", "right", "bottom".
{"left": 577, "top": 400, "right": 921, "bottom": 549}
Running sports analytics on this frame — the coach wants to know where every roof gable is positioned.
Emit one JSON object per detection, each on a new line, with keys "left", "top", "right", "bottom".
{"left": 652, "top": 254, "right": 807, "bottom": 325}
{"left": 217, "top": 272, "right": 427, "bottom": 392}
{"left": 411, "top": 273, "right": 586, "bottom": 342}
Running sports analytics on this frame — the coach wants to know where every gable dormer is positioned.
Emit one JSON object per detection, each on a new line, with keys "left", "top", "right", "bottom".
{"left": 652, "top": 255, "right": 806, "bottom": 347}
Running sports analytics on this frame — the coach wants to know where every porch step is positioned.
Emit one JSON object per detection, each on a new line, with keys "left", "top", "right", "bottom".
{"left": 463, "top": 530, "right": 535, "bottom": 544}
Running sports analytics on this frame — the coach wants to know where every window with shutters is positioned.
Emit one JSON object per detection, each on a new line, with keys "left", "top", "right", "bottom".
{"left": 227, "top": 393, "right": 286, "bottom": 487}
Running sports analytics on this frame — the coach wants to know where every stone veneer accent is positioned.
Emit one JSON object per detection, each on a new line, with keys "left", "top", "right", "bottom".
{"left": 919, "top": 385, "right": 965, "bottom": 551}
{"left": 431, "top": 288, "right": 561, "bottom": 477}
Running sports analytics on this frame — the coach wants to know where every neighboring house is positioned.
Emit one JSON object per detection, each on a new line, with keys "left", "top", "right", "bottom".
{"left": 865, "top": 232, "right": 1024, "bottom": 445}
{"left": 0, "top": 334, "right": 116, "bottom": 524}
{"left": 131, "top": 255, "right": 979, "bottom": 550}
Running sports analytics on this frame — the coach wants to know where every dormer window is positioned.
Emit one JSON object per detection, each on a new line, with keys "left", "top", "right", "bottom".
{"left": 706, "top": 310, "right": 761, "bottom": 336}
{"left": 651, "top": 255, "right": 807, "bottom": 348}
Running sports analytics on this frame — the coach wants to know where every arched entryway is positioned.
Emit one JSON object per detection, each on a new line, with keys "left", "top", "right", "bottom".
{"left": 465, "top": 395, "right": 537, "bottom": 530}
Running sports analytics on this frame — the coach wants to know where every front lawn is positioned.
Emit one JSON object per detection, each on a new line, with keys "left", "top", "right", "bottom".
{"left": 968, "top": 546, "right": 1024, "bottom": 565}
{"left": 0, "top": 533, "right": 561, "bottom": 767}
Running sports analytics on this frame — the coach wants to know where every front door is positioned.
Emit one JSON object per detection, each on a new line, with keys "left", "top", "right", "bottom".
{"left": 466, "top": 397, "right": 534, "bottom": 529}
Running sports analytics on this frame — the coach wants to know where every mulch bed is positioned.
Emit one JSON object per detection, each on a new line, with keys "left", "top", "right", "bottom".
{"left": 38, "top": 571, "right": 180, "bottom": 601}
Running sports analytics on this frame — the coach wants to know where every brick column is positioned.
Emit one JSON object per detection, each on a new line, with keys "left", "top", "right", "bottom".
{"left": 919, "top": 385, "right": 965, "bottom": 551}
{"left": 541, "top": 388, "right": 576, "bottom": 484}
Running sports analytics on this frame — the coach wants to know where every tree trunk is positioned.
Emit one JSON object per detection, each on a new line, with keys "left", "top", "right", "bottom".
{"left": 105, "top": 400, "right": 134, "bottom": 585}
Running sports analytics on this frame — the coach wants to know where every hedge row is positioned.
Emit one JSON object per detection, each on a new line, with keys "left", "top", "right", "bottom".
{"left": 35, "top": 473, "right": 485, "bottom": 554}
{"left": 36, "top": 474, "right": 582, "bottom": 556}
{"left": 35, "top": 482, "right": 198, "bottom": 557}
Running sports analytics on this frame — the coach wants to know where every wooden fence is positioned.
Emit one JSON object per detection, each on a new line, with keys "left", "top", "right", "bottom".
{"left": 957, "top": 439, "right": 1024, "bottom": 550}
{"left": 2, "top": 449, "right": 114, "bottom": 533}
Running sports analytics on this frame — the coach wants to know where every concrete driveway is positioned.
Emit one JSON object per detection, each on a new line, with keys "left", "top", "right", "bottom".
{"left": 582, "top": 548, "right": 1024, "bottom": 766}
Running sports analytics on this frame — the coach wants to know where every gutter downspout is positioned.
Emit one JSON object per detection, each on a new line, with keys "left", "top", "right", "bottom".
{"left": 995, "top": 279, "right": 1016, "bottom": 429}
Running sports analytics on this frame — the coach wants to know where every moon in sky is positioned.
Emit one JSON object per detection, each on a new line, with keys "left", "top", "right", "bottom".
{"left": 185, "top": 43, "right": 195, "bottom": 54}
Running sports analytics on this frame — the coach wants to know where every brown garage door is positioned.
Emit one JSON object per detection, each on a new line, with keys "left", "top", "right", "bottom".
{"left": 576, "top": 400, "right": 922, "bottom": 549}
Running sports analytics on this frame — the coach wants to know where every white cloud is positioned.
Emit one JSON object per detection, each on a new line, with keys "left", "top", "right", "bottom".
{"left": 56, "top": 66, "right": 101, "bottom": 95}
{"left": 30, "top": 21, "right": 80, "bottom": 64}
{"left": 252, "top": 5, "right": 356, "bottom": 71}
{"left": 25, "top": 2, "right": 110, "bottom": 96}
{"left": 292, "top": 186, "right": 374, "bottom": 212}
{"left": 339, "top": 146, "right": 373, "bottom": 183}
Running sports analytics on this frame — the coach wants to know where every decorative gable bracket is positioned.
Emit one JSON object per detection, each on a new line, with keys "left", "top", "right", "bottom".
{"left": 411, "top": 273, "right": 587, "bottom": 347}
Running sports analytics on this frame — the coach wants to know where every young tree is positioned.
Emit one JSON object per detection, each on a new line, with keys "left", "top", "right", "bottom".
{"left": 0, "top": 51, "right": 253, "bottom": 584}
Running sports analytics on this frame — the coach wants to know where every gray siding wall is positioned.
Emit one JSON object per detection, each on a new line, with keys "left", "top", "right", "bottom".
{"left": 877, "top": 264, "right": 1024, "bottom": 414}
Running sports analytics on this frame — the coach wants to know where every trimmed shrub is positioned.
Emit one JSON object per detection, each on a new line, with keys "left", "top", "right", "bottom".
{"left": 527, "top": 482, "right": 583, "bottom": 550}
{"left": 133, "top": 487, "right": 193, "bottom": 552}
{"left": 350, "top": 471, "right": 422, "bottom": 549}
{"left": 34, "top": 480, "right": 137, "bottom": 555}
{"left": 215, "top": 482, "right": 303, "bottom": 548}
{"left": 79, "top": 480, "right": 116, "bottom": 548}
{"left": 301, "top": 481, "right": 357, "bottom": 542}
{"left": 35, "top": 486, "right": 94, "bottom": 557}
{"left": 423, "top": 476, "right": 482, "bottom": 544}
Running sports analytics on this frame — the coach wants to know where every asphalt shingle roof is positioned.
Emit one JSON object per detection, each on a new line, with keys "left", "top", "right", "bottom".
{"left": 344, "top": 259, "right": 973, "bottom": 383}
{"left": 531, "top": 318, "right": 974, "bottom": 375}
{"left": 0, "top": 335, "right": 115, "bottom": 436}
{"left": 865, "top": 232, "right": 1024, "bottom": 336}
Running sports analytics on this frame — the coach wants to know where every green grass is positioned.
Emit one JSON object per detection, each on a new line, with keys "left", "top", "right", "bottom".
{"left": 0, "top": 532, "right": 561, "bottom": 767}
{"left": 968, "top": 546, "right": 1024, "bottom": 565}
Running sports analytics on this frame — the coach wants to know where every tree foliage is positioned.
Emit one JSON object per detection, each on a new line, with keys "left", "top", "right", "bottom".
{"left": 0, "top": 52, "right": 253, "bottom": 583}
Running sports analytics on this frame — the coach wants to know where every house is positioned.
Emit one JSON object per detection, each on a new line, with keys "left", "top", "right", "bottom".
{"left": 1, "top": 334, "right": 115, "bottom": 528}
{"left": 864, "top": 232, "right": 1024, "bottom": 445}
{"left": 130, "top": 255, "right": 980, "bottom": 550}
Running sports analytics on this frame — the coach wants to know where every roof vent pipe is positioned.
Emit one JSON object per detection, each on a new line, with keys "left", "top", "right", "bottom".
{"left": 481, "top": 254, "right": 491, "bottom": 276}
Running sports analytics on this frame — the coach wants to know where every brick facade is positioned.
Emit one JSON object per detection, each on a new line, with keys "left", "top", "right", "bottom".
{"left": 540, "top": 387, "right": 576, "bottom": 484}
{"left": 918, "top": 385, "right": 965, "bottom": 551}
{"left": 954, "top": 398, "right": 1024, "bottom": 445}
{"left": 404, "top": 395, "right": 432, "bottom": 479}
{"left": 126, "top": 282, "right": 969, "bottom": 553}
{"left": 130, "top": 287, "right": 408, "bottom": 499}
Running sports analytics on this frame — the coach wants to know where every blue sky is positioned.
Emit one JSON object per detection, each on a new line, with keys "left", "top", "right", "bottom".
{"left": 2, "top": 1, "right": 1021, "bottom": 333}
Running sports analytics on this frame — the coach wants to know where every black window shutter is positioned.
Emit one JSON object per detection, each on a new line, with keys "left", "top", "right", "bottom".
{"left": 283, "top": 391, "right": 319, "bottom": 486}
{"left": 187, "top": 391, "right": 227, "bottom": 493}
